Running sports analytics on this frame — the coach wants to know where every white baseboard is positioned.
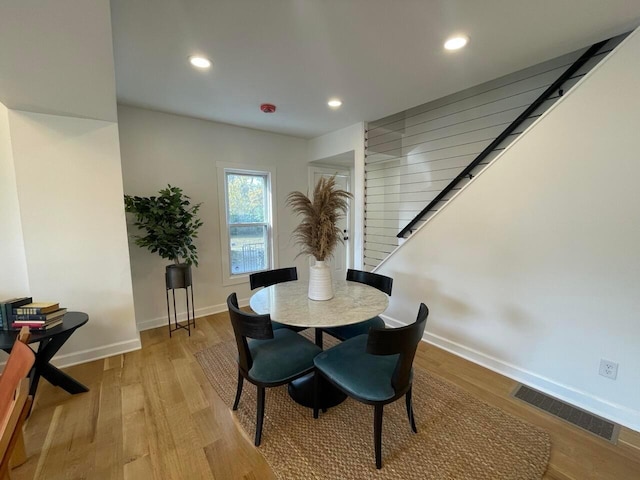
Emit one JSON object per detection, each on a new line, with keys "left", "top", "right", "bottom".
{"left": 136, "top": 297, "right": 251, "bottom": 332}
{"left": 1, "top": 297, "right": 253, "bottom": 372}
{"left": 381, "top": 314, "right": 640, "bottom": 432}
{"left": 50, "top": 337, "right": 142, "bottom": 369}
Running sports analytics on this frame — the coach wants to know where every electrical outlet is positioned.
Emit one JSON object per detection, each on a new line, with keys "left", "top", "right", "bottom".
{"left": 599, "top": 359, "right": 618, "bottom": 380}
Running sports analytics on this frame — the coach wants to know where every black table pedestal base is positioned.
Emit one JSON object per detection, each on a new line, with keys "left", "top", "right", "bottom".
{"left": 36, "top": 362, "right": 89, "bottom": 395}
{"left": 288, "top": 372, "right": 346, "bottom": 409}
{"left": 30, "top": 327, "right": 89, "bottom": 399}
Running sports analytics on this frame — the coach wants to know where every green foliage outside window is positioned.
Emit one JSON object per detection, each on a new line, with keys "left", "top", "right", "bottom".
{"left": 227, "top": 173, "right": 266, "bottom": 223}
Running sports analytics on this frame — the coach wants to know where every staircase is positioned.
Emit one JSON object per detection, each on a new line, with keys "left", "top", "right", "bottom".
{"left": 363, "top": 33, "right": 627, "bottom": 272}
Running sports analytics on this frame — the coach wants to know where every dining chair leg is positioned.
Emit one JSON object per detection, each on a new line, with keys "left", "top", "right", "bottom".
{"left": 313, "top": 373, "right": 319, "bottom": 419}
{"left": 315, "top": 329, "right": 323, "bottom": 349}
{"left": 374, "top": 404, "right": 384, "bottom": 469}
{"left": 255, "top": 386, "right": 266, "bottom": 446}
{"left": 233, "top": 371, "right": 244, "bottom": 411}
{"left": 405, "top": 385, "right": 417, "bottom": 433}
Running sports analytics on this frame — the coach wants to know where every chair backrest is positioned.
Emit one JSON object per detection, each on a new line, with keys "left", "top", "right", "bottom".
{"left": 346, "top": 269, "right": 393, "bottom": 296}
{"left": 226, "top": 293, "right": 274, "bottom": 373}
{"left": 249, "top": 267, "right": 298, "bottom": 290}
{"left": 0, "top": 327, "right": 35, "bottom": 465}
{"left": 366, "top": 303, "right": 429, "bottom": 392}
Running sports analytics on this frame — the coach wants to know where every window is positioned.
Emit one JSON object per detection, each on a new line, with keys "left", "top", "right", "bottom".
{"left": 218, "top": 165, "right": 276, "bottom": 284}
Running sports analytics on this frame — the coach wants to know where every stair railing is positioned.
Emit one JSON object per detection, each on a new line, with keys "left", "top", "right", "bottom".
{"left": 396, "top": 39, "right": 607, "bottom": 239}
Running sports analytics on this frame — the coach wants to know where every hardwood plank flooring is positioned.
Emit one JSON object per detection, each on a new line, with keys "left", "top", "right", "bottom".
{"left": 11, "top": 312, "right": 640, "bottom": 479}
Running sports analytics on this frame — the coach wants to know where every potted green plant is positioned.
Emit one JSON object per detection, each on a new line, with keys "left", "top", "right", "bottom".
{"left": 287, "top": 175, "right": 352, "bottom": 300}
{"left": 124, "top": 185, "right": 203, "bottom": 289}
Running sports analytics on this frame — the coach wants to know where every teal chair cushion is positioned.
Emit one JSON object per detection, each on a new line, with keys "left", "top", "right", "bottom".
{"left": 248, "top": 329, "right": 321, "bottom": 384}
{"left": 314, "top": 334, "right": 404, "bottom": 402}
{"left": 324, "top": 316, "right": 385, "bottom": 341}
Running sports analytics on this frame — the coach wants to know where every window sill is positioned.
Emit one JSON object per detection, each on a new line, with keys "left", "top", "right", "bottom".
{"left": 222, "top": 273, "right": 252, "bottom": 287}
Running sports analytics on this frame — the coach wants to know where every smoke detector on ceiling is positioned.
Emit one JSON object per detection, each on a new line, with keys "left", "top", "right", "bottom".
{"left": 260, "top": 103, "right": 276, "bottom": 113}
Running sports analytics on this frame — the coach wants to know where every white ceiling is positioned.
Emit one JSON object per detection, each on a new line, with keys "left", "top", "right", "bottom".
{"left": 111, "top": 1, "right": 640, "bottom": 139}
{"left": 0, "top": 0, "right": 640, "bottom": 138}
{"left": 0, "top": 0, "right": 118, "bottom": 122}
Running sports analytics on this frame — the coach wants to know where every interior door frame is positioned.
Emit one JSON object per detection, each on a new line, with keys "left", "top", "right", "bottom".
{"left": 307, "top": 165, "right": 353, "bottom": 272}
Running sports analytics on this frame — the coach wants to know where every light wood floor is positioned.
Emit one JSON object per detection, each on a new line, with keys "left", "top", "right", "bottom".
{"left": 11, "top": 312, "right": 640, "bottom": 480}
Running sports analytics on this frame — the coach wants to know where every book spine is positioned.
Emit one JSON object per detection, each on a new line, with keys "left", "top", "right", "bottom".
{"left": 13, "top": 305, "right": 59, "bottom": 315}
{"left": 11, "top": 320, "right": 62, "bottom": 330}
{"left": 0, "top": 304, "right": 9, "bottom": 330}
{"left": 13, "top": 307, "right": 40, "bottom": 315}
{"left": 9, "top": 309, "right": 65, "bottom": 322}
{"left": 1, "top": 298, "right": 32, "bottom": 330}
{"left": 9, "top": 298, "right": 33, "bottom": 309}
{"left": 10, "top": 314, "right": 50, "bottom": 321}
{"left": 10, "top": 323, "right": 47, "bottom": 330}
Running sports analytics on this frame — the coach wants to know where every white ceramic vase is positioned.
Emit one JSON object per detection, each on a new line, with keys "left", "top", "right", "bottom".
{"left": 308, "top": 259, "right": 334, "bottom": 301}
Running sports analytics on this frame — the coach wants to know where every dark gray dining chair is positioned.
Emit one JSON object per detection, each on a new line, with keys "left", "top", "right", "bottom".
{"left": 227, "top": 292, "right": 321, "bottom": 446}
{"left": 313, "top": 302, "right": 429, "bottom": 468}
{"left": 249, "top": 267, "right": 298, "bottom": 290}
{"left": 249, "top": 267, "right": 305, "bottom": 332}
{"left": 316, "top": 269, "right": 392, "bottom": 348}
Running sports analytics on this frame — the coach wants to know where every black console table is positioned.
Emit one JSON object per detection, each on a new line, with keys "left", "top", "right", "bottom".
{"left": 0, "top": 311, "right": 89, "bottom": 399}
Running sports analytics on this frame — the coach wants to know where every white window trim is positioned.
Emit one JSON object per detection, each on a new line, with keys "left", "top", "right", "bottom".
{"left": 216, "top": 162, "right": 278, "bottom": 286}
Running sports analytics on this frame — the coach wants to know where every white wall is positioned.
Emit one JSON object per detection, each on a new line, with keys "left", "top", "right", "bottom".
{"left": 118, "top": 105, "right": 309, "bottom": 330}
{"left": 0, "top": 102, "right": 29, "bottom": 296}
{"left": 0, "top": 0, "right": 140, "bottom": 366}
{"left": 8, "top": 110, "right": 140, "bottom": 364}
{"left": 307, "top": 122, "right": 366, "bottom": 267}
{"left": 377, "top": 29, "right": 640, "bottom": 430}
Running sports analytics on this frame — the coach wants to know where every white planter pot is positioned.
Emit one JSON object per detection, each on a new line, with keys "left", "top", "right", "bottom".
{"left": 308, "top": 259, "right": 334, "bottom": 301}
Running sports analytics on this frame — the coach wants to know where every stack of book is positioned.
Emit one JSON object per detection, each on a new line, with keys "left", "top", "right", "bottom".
{"left": 10, "top": 302, "right": 66, "bottom": 331}
{"left": 0, "top": 297, "right": 33, "bottom": 330}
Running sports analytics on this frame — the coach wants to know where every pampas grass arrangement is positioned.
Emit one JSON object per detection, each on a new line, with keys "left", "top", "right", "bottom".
{"left": 287, "top": 176, "right": 353, "bottom": 261}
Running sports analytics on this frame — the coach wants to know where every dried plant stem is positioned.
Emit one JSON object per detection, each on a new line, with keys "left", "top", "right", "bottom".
{"left": 286, "top": 176, "right": 352, "bottom": 261}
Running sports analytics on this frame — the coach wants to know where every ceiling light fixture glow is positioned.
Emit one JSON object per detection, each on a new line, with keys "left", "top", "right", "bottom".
{"left": 328, "top": 99, "right": 342, "bottom": 108}
{"left": 444, "top": 35, "right": 469, "bottom": 51}
{"left": 189, "top": 55, "right": 212, "bottom": 69}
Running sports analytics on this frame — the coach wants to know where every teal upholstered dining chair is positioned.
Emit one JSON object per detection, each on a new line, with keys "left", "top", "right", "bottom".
{"left": 313, "top": 302, "right": 429, "bottom": 469}
{"left": 249, "top": 267, "right": 305, "bottom": 332}
{"left": 227, "top": 293, "right": 321, "bottom": 446}
{"left": 316, "top": 269, "right": 392, "bottom": 348}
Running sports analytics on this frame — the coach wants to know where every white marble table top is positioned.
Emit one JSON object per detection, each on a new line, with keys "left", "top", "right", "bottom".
{"left": 249, "top": 280, "right": 389, "bottom": 328}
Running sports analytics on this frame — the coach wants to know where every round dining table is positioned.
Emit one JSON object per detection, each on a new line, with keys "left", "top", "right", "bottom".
{"left": 249, "top": 279, "right": 389, "bottom": 408}
{"left": 249, "top": 278, "right": 389, "bottom": 328}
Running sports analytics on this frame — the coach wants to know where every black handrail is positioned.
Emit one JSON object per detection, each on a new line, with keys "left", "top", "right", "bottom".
{"left": 396, "top": 39, "right": 608, "bottom": 238}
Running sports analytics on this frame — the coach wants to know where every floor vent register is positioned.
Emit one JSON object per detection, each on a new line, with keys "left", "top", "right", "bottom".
{"left": 512, "top": 384, "right": 619, "bottom": 443}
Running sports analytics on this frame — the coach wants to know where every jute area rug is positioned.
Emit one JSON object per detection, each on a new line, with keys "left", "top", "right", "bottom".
{"left": 195, "top": 338, "right": 550, "bottom": 480}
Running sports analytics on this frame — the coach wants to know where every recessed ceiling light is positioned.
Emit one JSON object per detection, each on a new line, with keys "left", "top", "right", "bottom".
{"left": 189, "top": 55, "right": 212, "bottom": 69}
{"left": 444, "top": 35, "right": 469, "bottom": 51}
{"left": 328, "top": 99, "right": 342, "bottom": 108}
